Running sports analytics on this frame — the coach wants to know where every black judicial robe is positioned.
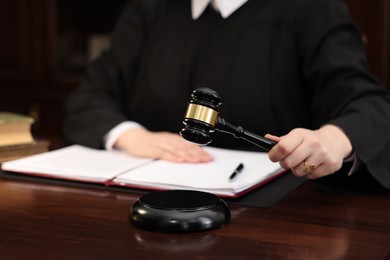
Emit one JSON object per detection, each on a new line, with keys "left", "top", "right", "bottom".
{"left": 63, "top": 0, "right": 390, "bottom": 190}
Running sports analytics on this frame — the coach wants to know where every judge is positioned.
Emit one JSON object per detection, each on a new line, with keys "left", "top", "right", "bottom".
{"left": 63, "top": 0, "right": 390, "bottom": 191}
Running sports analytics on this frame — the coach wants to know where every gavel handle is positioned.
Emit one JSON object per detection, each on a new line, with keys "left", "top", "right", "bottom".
{"left": 215, "top": 117, "right": 277, "bottom": 151}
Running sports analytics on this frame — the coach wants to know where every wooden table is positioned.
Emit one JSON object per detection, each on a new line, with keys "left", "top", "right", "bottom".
{"left": 0, "top": 175, "right": 389, "bottom": 259}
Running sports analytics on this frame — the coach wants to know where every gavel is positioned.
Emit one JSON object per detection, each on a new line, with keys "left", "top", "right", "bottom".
{"left": 180, "top": 87, "right": 277, "bottom": 151}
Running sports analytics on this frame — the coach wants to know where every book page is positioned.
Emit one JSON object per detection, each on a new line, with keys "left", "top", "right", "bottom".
{"left": 2, "top": 145, "right": 285, "bottom": 196}
{"left": 1, "top": 145, "right": 152, "bottom": 182}
{"left": 113, "top": 147, "right": 284, "bottom": 196}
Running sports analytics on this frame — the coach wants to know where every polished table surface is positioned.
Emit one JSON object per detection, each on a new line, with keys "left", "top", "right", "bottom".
{"left": 0, "top": 175, "right": 389, "bottom": 259}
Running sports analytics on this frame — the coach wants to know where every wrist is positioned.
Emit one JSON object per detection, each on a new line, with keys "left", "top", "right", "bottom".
{"left": 319, "top": 124, "right": 353, "bottom": 159}
{"left": 114, "top": 127, "right": 147, "bottom": 151}
{"left": 105, "top": 121, "right": 145, "bottom": 150}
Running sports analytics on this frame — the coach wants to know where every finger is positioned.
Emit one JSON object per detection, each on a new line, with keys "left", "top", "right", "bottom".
{"left": 269, "top": 134, "right": 304, "bottom": 162}
{"left": 278, "top": 142, "right": 312, "bottom": 170}
{"left": 305, "top": 164, "right": 329, "bottom": 179}
{"left": 292, "top": 156, "right": 332, "bottom": 179}
{"left": 265, "top": 134, "right": 281, "bottom": 142}
{"left": 305, "top": 157, "right": 342, "bottom": 179}
{"left": 177, "top": 138, "right": 214, "bottom": 162}
{"left": 183, "top": 146, "right": 213, "bottom": 163}
{"left": 291, "top": 157, "right": 318, "bottom": 177}
{"left": 153, "top": 149, "right": 186, "bottom": 163}
{"left": 169, "top": 146, "right": 213, "bottom": 163}
{"left": 162, "top": 148, "right": 213, "bottom": 163}
{"left": 156, "top": 135, "right": 213, "bottom": 163}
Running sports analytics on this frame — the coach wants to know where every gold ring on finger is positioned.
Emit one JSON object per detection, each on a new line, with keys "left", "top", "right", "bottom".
{"left": 304, "top": 161, "right": 316, "bottom": 174}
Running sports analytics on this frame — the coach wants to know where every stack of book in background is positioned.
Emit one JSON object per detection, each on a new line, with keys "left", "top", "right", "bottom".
{"left": 0, "top": 112, "right": 49, "bottom": 163}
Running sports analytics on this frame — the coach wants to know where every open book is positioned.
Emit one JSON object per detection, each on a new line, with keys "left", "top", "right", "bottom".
{"left": 1, "top": 145, "right": 286, "bottom": 198}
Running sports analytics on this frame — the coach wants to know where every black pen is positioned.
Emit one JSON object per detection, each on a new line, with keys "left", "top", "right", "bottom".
{"left": 229, "top": 163, "right": 244, "bottom": 181}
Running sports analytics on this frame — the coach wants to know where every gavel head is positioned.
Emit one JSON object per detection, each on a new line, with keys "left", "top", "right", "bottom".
{"left": 180, "top": 88, "right": 222, "bottom": 145}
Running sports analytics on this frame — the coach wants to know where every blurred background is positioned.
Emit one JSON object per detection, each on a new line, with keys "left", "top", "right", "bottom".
{"left": 0, "top": 0, "right": 388, "bottom": 150}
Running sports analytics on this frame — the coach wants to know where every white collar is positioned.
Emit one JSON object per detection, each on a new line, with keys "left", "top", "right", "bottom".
{"left": 191, "top": 0, "right": 248, "bottom": 19}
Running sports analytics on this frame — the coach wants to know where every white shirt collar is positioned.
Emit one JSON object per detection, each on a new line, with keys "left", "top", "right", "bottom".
{"left": 191, "top": 0, "right": 248, "bottom": 20}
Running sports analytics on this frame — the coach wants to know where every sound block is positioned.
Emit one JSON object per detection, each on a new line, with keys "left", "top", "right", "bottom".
{"left": 129, "top": 190, "right": 230, "bottom": 233}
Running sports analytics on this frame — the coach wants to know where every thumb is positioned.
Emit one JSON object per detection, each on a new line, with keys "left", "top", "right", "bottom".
{"left": 265, "top": 133, "right": 281, "bottom": 142}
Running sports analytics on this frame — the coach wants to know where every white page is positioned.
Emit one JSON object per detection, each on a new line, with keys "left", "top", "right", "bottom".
{"left": 1, "top": 145, "right": 152, "bottom": 182}
{"left": 113, "top": 146, "right": 284, "bottom": 196}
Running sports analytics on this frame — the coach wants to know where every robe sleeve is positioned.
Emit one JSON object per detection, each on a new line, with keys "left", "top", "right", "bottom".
{"left": 62, "top": 0, "right": 161, "bottom": 148}
{"left": 295, "top": 0, "right": 390, "bottom": 188}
